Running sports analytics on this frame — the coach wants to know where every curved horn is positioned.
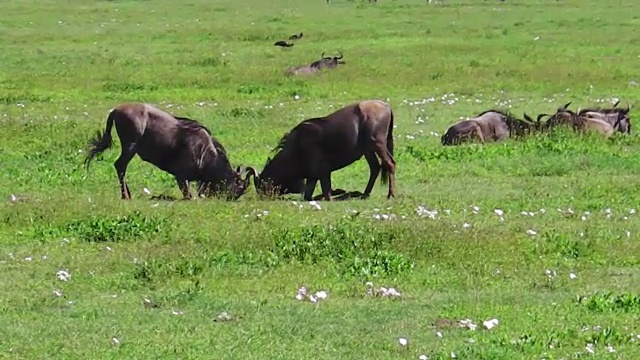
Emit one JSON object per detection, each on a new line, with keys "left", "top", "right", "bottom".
{"left": 335, "top": 51, "right": 343, "bottom": 60}
{"left": 523, "top": 113, "right": 533, "bottom": 122}
{"left": 243, "top": 166, "right": 259, "bottom": 186}
{"left": 613, "top": 99, "right": 621, "bottom": 108}
{"left": 560, "top": 101, "right": 572, "bottom": 111}
{"left": 321, "top": 52, "right": 330, "bottom": 59}
{"left": 537, "top": 113, "right": 550, "bottom": 122}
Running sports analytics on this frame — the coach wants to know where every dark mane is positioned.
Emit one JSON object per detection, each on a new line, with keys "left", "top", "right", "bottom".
{"left": 476, "top": 109, "right": 518, "bottom": 122}
{"left": 174, "top": 115, "right": 212, "bottom": 135}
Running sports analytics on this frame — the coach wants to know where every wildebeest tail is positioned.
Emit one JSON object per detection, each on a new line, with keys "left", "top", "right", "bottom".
{"left": 84, "top": 110, "right": 116, "bottom": 170}
{"left": 380, "top": 108, "right": 395, "bottom": 184}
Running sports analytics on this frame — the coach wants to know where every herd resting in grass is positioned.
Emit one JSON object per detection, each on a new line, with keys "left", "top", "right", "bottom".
{"left": 441, "top": 100, "right": 632, "bottom": 146}
{"left": 83, "top": 99, "right": 631, "bottom": 203}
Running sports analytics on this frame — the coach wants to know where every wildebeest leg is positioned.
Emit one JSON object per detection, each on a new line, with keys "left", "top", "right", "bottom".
{"left": 372, "top": 141, "right": 396, "bottom": 199}
{"left": 362, "top": 152, "right": 381, "bottom": 199}
{"left": 319, "top": 176, "right": 333, "bottom": 201}
{"left": 303, "top": 179, "right": 318, "bottom": 201}
{"left": 176, "top": 178, "right": 193, "bottom": 200}
{"left": 114, "top": 143, "right": 136, "bottom": 200}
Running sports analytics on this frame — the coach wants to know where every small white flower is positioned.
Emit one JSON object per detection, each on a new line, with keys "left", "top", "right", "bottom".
{"left": 482, "top": 318, "right": 499, "bottom": 330}
{"left": 53, "top": 289, "right": 63, "bottom": 297}
{"left": 494, "top": 209, "right": 504, "bottom": 216}
{"left": 526, "top": 229, "right": 537, "bottom": 235}
{"left": 398, "top": 337, "right": 408, "bottom": 346}
{"left": 111, "top": 337, "right": 121, "bottom": 346}
{"left": 585, "top": 343, "right": 595, "bottom": 354}
{"left": 56, "top": 270, "right": 71, "bottom": 281}
{"left": 462, "top": 222, "right": 471, "bottom": 228}
{"left": 309, "top": 201, "right": 321, "bottom": 210}
{"left": 143, "top": 187, "right": 151, "bottom": 195}
{"left": 171, "top": 309, "right": 185, "bottom": 316}
{"left": 314, "top": 291, "right": 328, "bottom": 300}
{"left": 436, "top": 331, "right": 443, "bottom": 338}
{"left": 419, "top": 355, "right": 429, "bottom": 360}
{"left": 569, "top": 273, "right": 577, "bottom": 279}
{"left": 606, "top": 345, "right": 615, "bottom": 353}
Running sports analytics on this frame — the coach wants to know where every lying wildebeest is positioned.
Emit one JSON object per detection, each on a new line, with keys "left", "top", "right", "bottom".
{"left": 285, "top": 52, "right": 346, "bottom": 76}
{"left": 441, "top": 110, "right": 541, "bottom": 145}
{"left": 577, "top": 101, "right": 631, "bottom": 134}
{"left": 538, "top": 102, "right": 616, "bottom": 138}
{"left": 309, "top": 52, "right": 345, "bottom": 70}
{"left": 244, "top": 99, "right": 396, "bottom": 201}
{"left": 289, "top": 32, "right": 303, "bottom": 41}
{"left": 83, "top": 103, "right": 253, "bottom": 200}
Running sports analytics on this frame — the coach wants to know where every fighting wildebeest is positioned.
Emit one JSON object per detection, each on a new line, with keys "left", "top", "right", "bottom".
{"left": 289, "top": 32, "right": 303, "bottom": 41}
{"left": 244, "top": 99, "right": 396, "bottom": 201}
{"left": 538, "top": 102, "right": 616, "bottom": 138}
{"left": 577, "top": 101, "right": 632, "bottom": 134}
{"left": 441, "top": 110, "right": 541, "bottom": 145}
{"left": 83, "top": 103, "right": 253, "bottom": 200}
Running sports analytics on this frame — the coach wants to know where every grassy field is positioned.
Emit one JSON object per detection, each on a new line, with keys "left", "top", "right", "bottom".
{"left": 2, "top": 0, "right": 640, "bottom": 358}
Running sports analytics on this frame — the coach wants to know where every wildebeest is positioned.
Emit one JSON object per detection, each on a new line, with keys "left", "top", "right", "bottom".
{"left": 577, "top": 101, "right": 632, "bottom": 134}
{"left": 274, "top": 40, "right": 294, "bottom": 48}
{"left": 441, "top": 110, "right": 540, "bottom": 145}
{"left": 538, "top": 102, "right": 616, "bottom": 138}
{"left": 244, "top": 99, "right": 396, "bottom": 201}
{"left": 288, "top": 32, "right": 303, "bottom": 41}
{"left": 83, "top": 103, "right": 253, "bottom": 200}
{"left": 285, "top": 52, "right": 346, "bottom": 76}
{"left": 309, "top": 52, "right": 345, "bottom": 70}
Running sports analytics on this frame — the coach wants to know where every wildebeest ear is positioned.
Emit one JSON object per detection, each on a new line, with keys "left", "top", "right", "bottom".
{"left": 523, "top": 113, "right": 533, "bottom": 122}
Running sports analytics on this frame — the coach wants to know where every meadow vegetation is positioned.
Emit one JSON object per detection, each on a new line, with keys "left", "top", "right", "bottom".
{"left": 2, "top": 0, "right": 640, "bottom": 358}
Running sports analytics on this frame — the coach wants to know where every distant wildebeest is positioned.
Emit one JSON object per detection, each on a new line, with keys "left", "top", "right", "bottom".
{"left": 244, "top": 99, "right": 396, "bottom": 201}
{"left": 288, "top": 32, "right": 303, "bottom": 41}
{"left": 309, "top": 52, "right": 345, "bottom": 69}
{"left": 428, "top": 0, "right": 444, "bottom": 4}
{"left": 538, "top": 102, "right": 616, "bottom": 138}
{"left": 285, "top": 52, "right": 346, "bottom": 76}
{"left": 274, "top": 40, "right": 294, "bottom": 48}
{"left": 83, "top": 103, "right": 253, "bottom": 200}
{"left": 441, "top": 110, "right": 541, "bottom": 145}
{"left": 577, "top": 101, "right": 632, "bottom": 134}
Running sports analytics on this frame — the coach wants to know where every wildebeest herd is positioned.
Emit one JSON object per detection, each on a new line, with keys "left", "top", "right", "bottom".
{"left": 441, "top": 100, "right": 632, "bottom": 146}
{"left": 84, "top": 98, "right": 631, "bottom": 203}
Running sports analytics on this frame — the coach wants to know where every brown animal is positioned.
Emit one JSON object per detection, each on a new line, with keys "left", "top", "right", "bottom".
{"left": 441, "top": 110, "right": 540, "bottom": 145}
{"left": 309, "top": 52, "right": 345, "bottom": 70}
{"left": 285, "top": 52, "right": 346, "bottom": 76}
{"left": 83, "top": 103, "right": 253, "bottom": 200}
{"left": 538, "top": 102, "right": 615, "bottom": 138}
{"left": 577, "top": 101, "right": 631, "bottom": 134}
{"left": 244, "top": 99, "right": 396, "bottom": 201}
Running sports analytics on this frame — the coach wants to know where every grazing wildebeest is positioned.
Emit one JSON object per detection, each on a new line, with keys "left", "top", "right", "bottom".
{"left": 441, "top": 110, "right": 538, "bottom": 145}
{"left": 83, "top": 103, "right": 253, "bottom": 200}
{"left": 289, "top": 32, "right": 303, "bottom": 41}
{"left": 244, "top": 99, "right": 396, "bottom": 201}
{"left": 538, "top": 102, "right": 615, "bottom": 138}
{"left": 274, "top": 40, "right": 294, "bottom": 48}
{"left": 577, "top": 101, "right": 632, "bottom": 134}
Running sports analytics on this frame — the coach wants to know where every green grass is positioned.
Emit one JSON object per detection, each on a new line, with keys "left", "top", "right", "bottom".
{"left": 2, "top": 0, "right": 640, "bottom": 358}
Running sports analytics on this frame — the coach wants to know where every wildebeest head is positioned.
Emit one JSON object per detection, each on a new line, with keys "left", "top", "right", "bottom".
{"left": 310, "top": 51, "right": 345, "bottom": 69}
{"left": 249, "top": 154, "right": 305, "bottom": 198}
